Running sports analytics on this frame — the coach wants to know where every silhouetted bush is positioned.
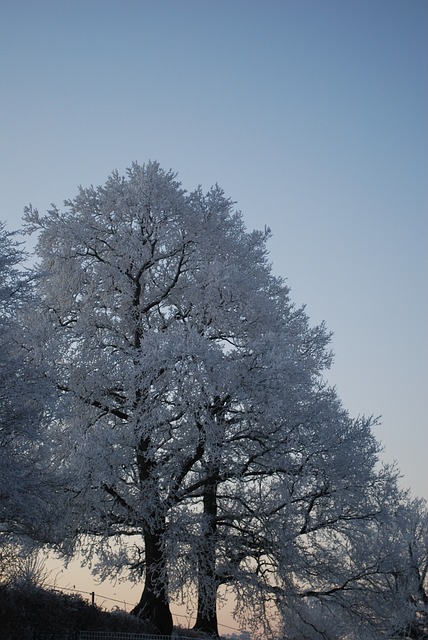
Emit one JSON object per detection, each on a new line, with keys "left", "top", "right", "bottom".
{"left": 0, "top": 582, "right": 156, "bottom": 640}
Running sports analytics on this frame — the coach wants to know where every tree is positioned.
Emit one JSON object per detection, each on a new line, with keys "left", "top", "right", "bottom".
{"left": 175, "top": 341, "right": 406, "bottom": 637}
{"left": 0, "top": 222, "right": 58, "bottom": 564}
{"left": 24, "top": 163, "right": 326, "bottom": 633}
{"left": 372, "top": 498, "right": 428, "bottom": 640}
{"left": 23, "top": 163, "right": 424, "bottom": 638}
{"left": 156, "top": 185, "right": 335, "bottom": 636}
{"left": 274, "top": 497, "right": 428, "bottom": 640}
{"left": 156, "top": 188, "right": 406, "bottom": 637}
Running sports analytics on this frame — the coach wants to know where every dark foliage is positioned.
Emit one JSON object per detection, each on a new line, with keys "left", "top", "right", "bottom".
{"left": 0, "top": 582, "right": 157, "bottom": 640}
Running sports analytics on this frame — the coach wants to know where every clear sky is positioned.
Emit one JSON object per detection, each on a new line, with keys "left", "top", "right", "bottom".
{"left": 1, "top": 0, "right": 427, "bottom": 627}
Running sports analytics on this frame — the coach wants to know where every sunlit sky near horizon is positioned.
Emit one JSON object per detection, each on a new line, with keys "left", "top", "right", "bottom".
{"left": 1, "top": 0, "right": 427, "bottom": 625}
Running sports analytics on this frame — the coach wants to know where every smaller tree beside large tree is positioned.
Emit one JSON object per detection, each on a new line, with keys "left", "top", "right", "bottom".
{"left": 0, "top": 222, "right": 59, "bottom": 563}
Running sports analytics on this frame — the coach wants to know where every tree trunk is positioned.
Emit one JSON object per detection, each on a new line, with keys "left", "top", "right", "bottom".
{"left": 132, "top": 434, "right": 173, "bottom": 634}
{"left": 193, "top": 473, "right": 220, "bottom": 637}
{"left": 194, "top": 588, "right": 219, "bottom": 637}
{"left": 131, "top": 523, "right": 173, "bottom": 635}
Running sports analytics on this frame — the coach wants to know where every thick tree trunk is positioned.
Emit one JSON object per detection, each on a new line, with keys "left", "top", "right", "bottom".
{"left": 131, "top": 524, "right": 173, "bottom": 635}
{"left": 193, "top": 473, "right": 220, "bottom": 638}
{"left": 132, "top": 434, "right": 173, "bottom": 635}
{"left": 194, "top": 587, "right": 219, "bottom": 637}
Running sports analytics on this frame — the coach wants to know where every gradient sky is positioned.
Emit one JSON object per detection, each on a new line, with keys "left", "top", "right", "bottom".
{"left": 1, "top": 0, "right": 427, "bottom": 626}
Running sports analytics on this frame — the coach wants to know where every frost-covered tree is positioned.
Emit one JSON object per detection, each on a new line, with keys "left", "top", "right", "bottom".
{"left": 23, "top": 163, "right": 424, "bottom": 638}
{"left": 0, "top": 223, "right": 56, "bottom": 555}
{"left": 154, "top": 185, "right": 336, "bottom": 636}
{"left": 24, "top": 163, "right": 325, "bottom": 632}
{"left": 176, "top": 332, "right": 407, "bottom": 637}
{"left": 371, "top": 498, "right": 428, "bottom": 640}
{"left": 275, "top": 497, "right": 428, "bottom": 640}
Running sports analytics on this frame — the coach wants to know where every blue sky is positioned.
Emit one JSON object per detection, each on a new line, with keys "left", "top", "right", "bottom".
{"left": 1, "top": 0, "right": 427, "bottom": 498}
